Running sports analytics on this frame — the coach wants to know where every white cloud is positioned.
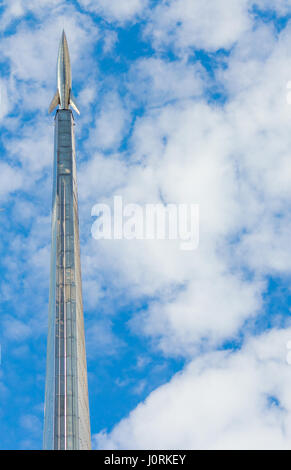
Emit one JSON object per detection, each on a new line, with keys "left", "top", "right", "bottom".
{"left": 87, "top": 92, "right": 130, "bottom": 150}
{"left": 77, "top": 0, "right": 149, "bottom": 23}
{"left": 86, "top": 319, "right": 124, "bottom": 358}
{"left": 93, "top": 327, "right": 291, "bottom": 449}
{"left": 79, "top": 152, "right": 128, "bottom": 201}
{"left": 0, "top": 79, "right": 10, "bottom": 120}
{"left": 145, "top": 0, "right": 251, "bottom": 54}
{"left": 0, "top": 162, "right": 24, "bottom": 201}
{"left": 83, "top": 97, "right": 263, "bottom": 350}
{"left": 85, "top": 11, "right": 291, "bottom": 447}
{"left": 0, "top": 0, "right": 63, "bottom": 31}
{"left": 2, "top": 316, "right": 32, "bottom": 341}
{"left": 253, "top": 0, "right": 291, "bottom": 15}
{"left": 134, "top": 274, "right": 263, "bottom": 357}
{"left": 102, "top": 30, "right": 118, "bottom": 54}
{"left": 5, "top": 121, "right": 52, "bottom": 173}
{"left": 72, "top": 13, "right": 291, "bottom": 388}
{"left": 128, "top": 58, "right": 204, "bottom": 106}
{"left": 20, "top": 414, "right": 42, "bottom": 434}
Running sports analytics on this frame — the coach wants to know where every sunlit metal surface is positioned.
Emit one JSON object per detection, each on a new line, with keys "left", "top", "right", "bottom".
{"left": 43, "top": 32, "right": 91, "bottom": 451}
{"left": 49, "top": 31, "right": 80, "bottom": 114}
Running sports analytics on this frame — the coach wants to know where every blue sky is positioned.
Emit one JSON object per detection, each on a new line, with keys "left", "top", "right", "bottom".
{"left": 1, "top": 0, "right": 291, "bottom": 450}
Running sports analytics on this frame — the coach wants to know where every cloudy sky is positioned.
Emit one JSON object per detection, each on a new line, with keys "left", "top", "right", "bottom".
{"left": 1, "top": 0, "right": 291, "bottom": 450}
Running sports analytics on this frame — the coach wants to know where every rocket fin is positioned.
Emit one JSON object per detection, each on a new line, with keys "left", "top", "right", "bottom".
{"left": 49, "top": 90, "right": 60, "bottom": 113}
{"left": 70, "top": 92, "right": 80, "bottom": 115}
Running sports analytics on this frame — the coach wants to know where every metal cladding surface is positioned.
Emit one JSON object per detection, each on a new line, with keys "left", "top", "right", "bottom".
{"left": 43, "top": 36, "right": 91, "bottom": 450}
{"left": 43, "top": 109, "right": 91, "bottom": 450}
{"left": 57, "top": 30, "right": 71, "bottom": 110}
{"left": 49, "top": 31, "right": 80, "bottom": 114}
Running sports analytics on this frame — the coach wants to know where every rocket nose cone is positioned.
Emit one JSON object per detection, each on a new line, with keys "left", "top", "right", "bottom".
{"left": 58, "top": 30, "right": 69, "bottom": 54}
{"left": 57, "top": 29, "right": 72, "bottom": 110}
{"left": 59, "top": 30, "right": 66, "bottom": 52}
{"left": 57, "top": 30, "right": 70, "bottom": 74}
{"left": 61, "top": 29, "right": 67, "bottom": 44}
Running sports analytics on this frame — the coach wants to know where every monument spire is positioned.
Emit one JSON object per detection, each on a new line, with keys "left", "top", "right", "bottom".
{"left": 49, "top": 30, "right": 80, "bottom": 114}
{"left": 43, "top": 30, "right": 91, "bottom": 450}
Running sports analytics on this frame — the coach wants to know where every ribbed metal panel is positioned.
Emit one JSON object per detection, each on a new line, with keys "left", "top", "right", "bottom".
{"left": 43, "top": 109, "right": 91, "bottom": 450}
